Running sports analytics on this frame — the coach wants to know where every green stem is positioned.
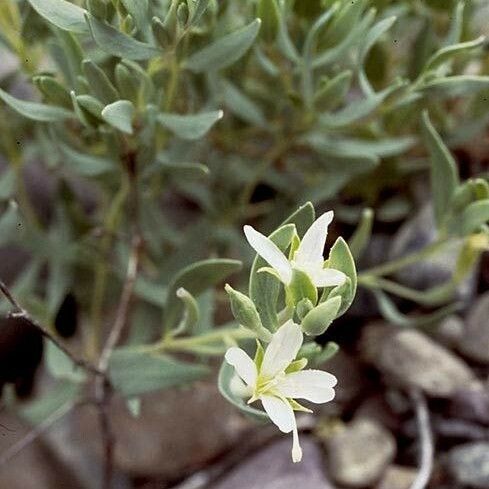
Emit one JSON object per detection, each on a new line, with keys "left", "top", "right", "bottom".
{"left": 87, "top": 177, "right": 130, "bottom": 358}
{"left": 358, "top": 239, "right": 451, "bottom": 278}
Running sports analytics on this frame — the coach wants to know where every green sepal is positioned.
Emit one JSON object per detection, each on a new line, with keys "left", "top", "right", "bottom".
{"left": 289, "top": 398, "right": 312, "bottom": 413}
{"left": 285, "top": 357, "right": 308, "bottom": 374}
{"left": 286, "top": 268, "right": 317, "bottom": 307}
{"left": 301, "top": 296, "right": 341, "bottom": 336}
{"left": 296, "top": 297, "right": 314, "bottom": 321}
{"left": 254, "top": 340, "right": 265, "bottom": 370}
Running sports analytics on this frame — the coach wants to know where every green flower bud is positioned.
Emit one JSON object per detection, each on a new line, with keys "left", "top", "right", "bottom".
{"left": 301, "top": 296, "right": 341, "bottom": 336}
{"left": 225, "top": 284, "right": 271, "bottom": 342}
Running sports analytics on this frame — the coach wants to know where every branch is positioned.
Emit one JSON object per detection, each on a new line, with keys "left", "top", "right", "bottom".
{"left": 94, "top": 234, "right": 143, "bottom": 489}
{"left": 409, "top": 389, "right": 434, "bottom": 489}
{"left": 0, "top": 280, "right": 101, "bottom": 376}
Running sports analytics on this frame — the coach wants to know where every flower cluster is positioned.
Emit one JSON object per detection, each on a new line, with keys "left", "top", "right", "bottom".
{"left": 225, "top": 211, "right": 349, "bottom": 462}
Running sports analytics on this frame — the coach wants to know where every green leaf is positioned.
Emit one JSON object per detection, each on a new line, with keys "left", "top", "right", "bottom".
{"left": 85, "top": 13, "right": 161, "bottom": 60}
{"left": 0, "top": 201, "right": 24, "bottom": 246}
{"left": 349, "top": 208, "right": 374, "bottom": 259}
{"left": 421, "top": 111, "right": 459, "bottom": 227}
{"left": 82, "top": 59, "right": 119, "bottom": 104}
{"left": 157, "top": 110, "right": 223, "bottom": 140}
{"left": 358, "top": 16, "right": 397, "bottom": 95}
{"left": 185, "top": 19, "right": 261, "bottom": 72}
{"left": 222, "top": 80, "right": 266, "bottom": 127}
{"left": 249, "top": 224, "right": 296, "bottom": 332}
{"left": 257, "top": 0, "right": 280, "bottom": 42}
{"left": 101, "top": 100, "right": 135, "bottom": 134}
{"left": 460, "top": 200, "right": 489, "bottom": 236}
{"left": 164, "top": 259, "right": 242, "bottom": 331}
{"left": 109, "top": 348, "right": 208, "bottom": 397}
{"left": 423, "top": 36, "right": 485, "bottom": 73}
{"left": 287, "top": 268, "right": 317, "bottom": 307}
{"left": 301, "top": 296, "right": 341, "bottom": 336}
{"left": 315, "top": 70, "right": 353, "bottom": 111}
{"left": 45, "top": 340, "right": 86, "bottom": 383}
{"left": 314, "top": 341, "right": 339, "bottom": 365}
{"left": 28, "top": 0, "right": 88, "bottom": 34}
{"left": 280, "top": 202, "right": 315, "bottom": 237}
{"left": 189, "top": 0, "right": 210, "bottom": 26}
{"left": 57, "top": 141, "right": 115, "bottom": 176}
{"left": 143, "top": 158, "right": 209, "bottom": 179}
{"left": 323, "top": 237, "right": 357, "bottom": 316}
{"left": 172, "top": 287, "right": 200, "bottom": 336}
{"left": 120, "top": 0, "right": 149, "bottom": 35}
{"left": 420, "top": 76, "right": 489, "bottom": 97}
{"left": 0, "top": 87, "right": 73, "bottom": 122}
{"left": 218, "top": 361, "right": 267, "bottom": 421}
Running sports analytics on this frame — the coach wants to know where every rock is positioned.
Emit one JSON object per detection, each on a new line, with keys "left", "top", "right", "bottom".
{"left": 388, "top": 205, "right": 476, "bottom": 302}
{"left": 435, "top": 315, "right": 464, "bottom": 348}
{"left": 362, "top": 324, "right": 475, "bottom": 397}
{"left": 447, "top": 442, "right": 489, "bottom": 488}
{"left": 73, "top": 382, "right": 251, "bottom": 479}
{"left": 458, "top": 292, "right": 489, "bottom": 363}
{"left": 449, "top": 384, "right": 489, "bottom": 424}
{"left": 214, "top": 436, "right": 336, "bottom": 489}
{"left": 375, "top": 465, "right": 417, "bottom": 489}
{"left": 325, "top": 418, "right": 396, "bottom": 487}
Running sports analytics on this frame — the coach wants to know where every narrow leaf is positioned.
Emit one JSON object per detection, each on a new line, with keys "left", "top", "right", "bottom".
{"left": 28, "top": 0, "right": 88, "bottom": 33}
{"left": 157, "top": 110, "right": 223, "bottom": 140}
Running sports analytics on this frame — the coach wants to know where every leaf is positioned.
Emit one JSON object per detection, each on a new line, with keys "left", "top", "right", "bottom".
{"left": 57, "top": 141, "right": 115, "bottom": 176}
{"left": 85, "top": 13, "right": 161, "bottom": 60}
{"left": 164, "top": 259, "right": 242, "bottom": 331}
{"left": 189, "top": 0, "right": 210, "bottom": 26}
{"left": 218, "top": 361, "right": 268, "bottom": 421}
{"left": 109, "top": 348, "right": 208, "bottom": 397}
{"left": 371, "top": 288, "right": 461, "bottom": 328}
{"left": 101, "top": 100, "right": 135, "bottom": 134}
{"left": 349, "top": 208, "right": 374, "bottom": 259}
{"left": 423, "top": 36, "right": 485, "bottom": 73}
{"left": 0, "top": 201, "right": 24, "bottom": 246}
{"left": 143, "top": 158, "right": 209, "bottom": 179}
{"left": 0, "top": 87, "right": 73, "bottom": 122}
{"left": 222, "top": 80, "right": 266, "bottom": 127}
{"left": 421, "top": 111, "right": 459, "bottom": 227}
{"left": 315, "top": 70, "right": 352, "bottom": 111}
{"left": 460, "top": 199, "right": 489, "bottom": 236}
{"left": 157, "top": 110, "right": 223, "bottom": 140}
{"left": 45, "top": 341, "right": 86, "bottom": 383}
{"left": 420, "top": 76, "right": 489, "bottom": 97}
{"left": 324, "top": 237, "right": 357, "bottom": 316}
{"left": 28, "top": 0, "right": 88, "bottom": 34}
{"left": 120, "top": 0, "right": 149, "bottom": 35}
{"left": 185, "top": 19, "right": 261, "bottom": 72}
{"left": 358, "top": 16, "right": 397, "bottom": 95}
{"left": 82, "top": 59, "right": 119, "bottom": 104}
{"left": 280, "top": 201, "right": 315, "bottom": 237}
{"left": 249, "top": 224, "right": 296, "bottom": 332}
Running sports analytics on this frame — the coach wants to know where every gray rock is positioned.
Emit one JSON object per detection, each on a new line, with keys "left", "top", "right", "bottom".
{"left": 375, "top": 465, "right": 417, "bottom": 489}
{"left": 449, "top": 384, "right": 489, "bottom": 424}
{"left": 325, "top": 418, "right": 396, "bottom": 487}
{"left": 435, "top": 315, "right": 464, "bottom": 348}
{"left": 214, "top": 436, "right": 336, "bottom": 489}
{"left": 363, "top": 324, "right": 475, "bottom": 397}
{"left": 447, "top": 442, "right": 489, "bottom": 488}
{"left": 388, "top": 205, "right": 476, "bottom": 302}
{"left": 458, "top": 292, "right": 489, "bottom": 363}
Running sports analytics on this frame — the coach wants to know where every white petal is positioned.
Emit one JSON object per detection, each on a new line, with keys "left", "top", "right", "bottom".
{"left": 260, "top": 395, "right": 295, "bottom": 433}
{"left": 230, "top": 374, "right": 253, "bottom": 398}
{"left": 294, "top": 211, "right": 333, "bottom": 266}
{"left": 225, "top": 347, "right": 257, "bottom": 387}
{"left": 260, "top": 320, "right": 303, "bottom": 378}
{"left": 243, "top": 225, "right": 292, "bottom": 285}
{"left": 310, "top": 268, "right": 346, "bottom": 287}
{"left": 276, "top": 369, "right": 337, "bottom": 403}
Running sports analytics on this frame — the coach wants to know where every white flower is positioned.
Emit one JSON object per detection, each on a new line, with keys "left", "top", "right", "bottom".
{"left": 225, "top": 320, "right": 337, "bottom": 463}
{"left": 244, "top": 211, "right": 346, "bottom": 288}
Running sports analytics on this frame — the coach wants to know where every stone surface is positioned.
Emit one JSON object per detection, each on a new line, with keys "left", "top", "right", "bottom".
{"left": 449, "top": 384, "right": 489, "bottom": 424}
{"left": 447, "top": 442, "right": 489, "bottom": 488}
{"left": 214, "top": 436, "right": 336, "bottom": 489}
{"left": 325, "top": 418, "right": 396, "bottom": 487}
{"left": 458, "top": 292, "right": 489, "bottom": 363}
{"left": 74, "top": 382, "right": 251, "bottom": 479}
{"left": 362, "top": 324, "right": 475, "bottom": 397}
{"left": 388, "top": 205, "right": 476, "bottom": 302}
{"left": 375, "top": 465, "right": 417, "bottom": 489}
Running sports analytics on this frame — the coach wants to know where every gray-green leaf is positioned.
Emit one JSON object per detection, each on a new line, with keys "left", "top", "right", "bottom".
{"left": 157, "top": 110, "right": 223, "bottom": 140}
{"left": 101, "top": 100, "right": 135, "bottom": 134}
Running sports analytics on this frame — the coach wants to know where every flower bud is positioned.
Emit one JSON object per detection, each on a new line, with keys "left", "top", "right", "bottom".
{"left": 301, "top": 296, "right": 341, "bottom": 336}
{"left": 225, "top": 284, "right": 271, "bottom": 342}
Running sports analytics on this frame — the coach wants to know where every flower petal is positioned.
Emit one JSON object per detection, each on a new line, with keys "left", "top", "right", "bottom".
{"left": 261, "top": 395, "right": 302, "bottom": 463}
{"left": 243, "top": 225, "right": 292, "bottom": 284}
{"left": 294, "top": 211, "right": 333, "bottom": 266}
{"left": 260, "top": 395, "right": 295, "bottom": 433}
{"left": 310, "top": 268, "right": 346, "bottom": 287}
{"left": 260, "top": 320, "right": 303, "bottom": 378}
{"left": 276, "top": 369, "right": 337, "bottom": 403}
{"left": 225, "top": 347, "right": 257, "bottom": 387}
